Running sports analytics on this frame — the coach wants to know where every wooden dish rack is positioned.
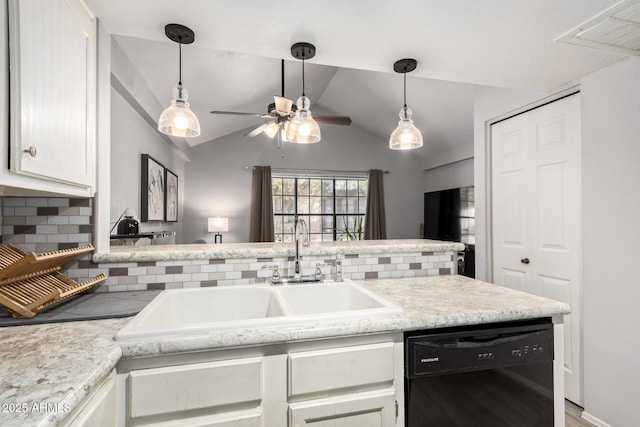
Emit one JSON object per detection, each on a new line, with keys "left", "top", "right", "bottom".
{"left": 0, "top": 244, "right": 107, "bottom": 318}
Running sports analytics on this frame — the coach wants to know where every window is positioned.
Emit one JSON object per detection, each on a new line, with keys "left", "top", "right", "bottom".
{"left": 272, "top": 176, "right": 367, "bottom": 242}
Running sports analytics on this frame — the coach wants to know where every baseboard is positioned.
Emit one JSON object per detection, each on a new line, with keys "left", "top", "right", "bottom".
{"left": 581, "top": 411, "right": 613, "bottom": 427}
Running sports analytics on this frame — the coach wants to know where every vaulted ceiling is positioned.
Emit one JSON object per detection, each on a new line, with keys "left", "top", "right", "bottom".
{"left": 87, "top": 0, "right": 627, "bottom": 156}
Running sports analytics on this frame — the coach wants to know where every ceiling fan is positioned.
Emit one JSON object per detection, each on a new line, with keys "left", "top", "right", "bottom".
{"left": 209, "top": 44, "right": 352, "bottom": 140}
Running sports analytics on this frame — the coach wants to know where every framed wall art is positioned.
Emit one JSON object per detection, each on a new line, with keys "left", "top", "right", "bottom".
{"left": 141, "top": 154, "right": 165, "bottom": 222}
{"left": 165, "top": 168, "right": 178, "bottom": 222}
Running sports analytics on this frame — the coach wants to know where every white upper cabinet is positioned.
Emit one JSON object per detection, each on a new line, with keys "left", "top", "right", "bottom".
{"left": 7, "top": 0, "right": 96, "bottom": 191}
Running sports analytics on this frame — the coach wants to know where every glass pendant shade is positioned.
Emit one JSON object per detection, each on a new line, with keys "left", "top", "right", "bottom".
{"left": 285, "top": 96, "right": 321, "bottom": 144}
{"left": 389, "top": 107, "right": 423, "bottom": 150}
{"left": 158, "top": 85, "right": 200, "bottom": 137}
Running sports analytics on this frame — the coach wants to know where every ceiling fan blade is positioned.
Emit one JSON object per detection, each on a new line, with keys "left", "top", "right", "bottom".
{"left": 244, "top": 123, "right": 270, "bottom": 137}
{"left": 314, "top": 115, "right": 352, "bottom": 126}
{"left": 210, "top": 110, "right": 265, "bottom": 117}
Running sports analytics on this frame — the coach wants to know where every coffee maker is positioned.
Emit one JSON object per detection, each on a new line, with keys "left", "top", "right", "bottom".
{"left": 117, "top": 208, "right": 139, "bottom": 235}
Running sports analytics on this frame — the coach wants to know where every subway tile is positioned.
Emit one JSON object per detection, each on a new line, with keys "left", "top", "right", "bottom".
{"left": 217, "top": 279, "right": 235, "bottom": 286}
{"left": 109, "top": 267, "right": 129, "bottom": 276}
{"left": 127, "top": 284, "right": 147, "bottom": 291}
{"left": 3, "top": 197, "right": 26, "bottom": 207}
{"left": 114, "top": 263, "right": 137, "bottom": 268}
{"left": 183, "top": 282, "right": 201, "bottom": 289}
{"left": 2, "top": 207, "right": 14, "bottom": 215}
{"left": 137, "top": 261, "right": 156, "bottom": 267}
{"left": 128, "top": 267, "right": 149, "bottom": 276}
{"left": 34, "top": 244, "right": 58, "bottom": 252}
{"left": 233, "top": 279, "right": 250, "bottom": 285}
{"left": 48, "top": 198, "right": 70, "bottom": 207}
{"left": 68, "top": 198, "right": 91, "bottom": 207}
{"left": 25, "top": 234, "right": 47, "bottom": 243}
{"left": 439, "top": 268, "right": 452, "bottom": 275}
{"left": 183, "top": 265, "right": 202, "bottom": 274}
{"left": 165, "top": 283, "right": 183, "bottom": 290}
{"left": 57, "top": 225, "right": 80, "bottom": 234}
{"left": 15, "top": 207, "right": 37, "bottom": 216}
{"left": 146, "top": 266, "right": 166, "bottom": 275}
{"left": 138, "top": 275, "right": 159, "bottom": 284}
{"left": 79, "top": 224, "right": 92, "bottom": 234}
{"left": 409, "top": 263, "right": 422, "bottom": 270}
{"left": 46, "top": 234, "right": 69, "bottom": 243}
{"left": 378, "top": 257, "right": 391, "bottom": 264}
{"left": 345, "top": 253, "right": 359, "bottom": 259}
{"left": 48, "top": 216, "right": 69, "bottom": 225}
{"left": 117, "top": 276, "right": 138, "bottom": 285}
{"left": 147, "top": 283, "right": 166, "bottom": 291}
{"left": 209, "top": 258, "right": 226, "bottom": 264}
{"left": 14, "top": 225, "right": 36, "bottom": 234}
{"left": 365, "top": 271, "right": 379, "bottom": 279}
{"left": 4, "top": 216, "right": 26, "bottom": 225}
{"left": 166, "top": 265, "right": 183, "bottom": 274}
{"left": 242, "top": 270, "right": 258, "bottom": 279}
{"left": 173, "top": 274, "right": 192, "bottom": 282}
{"left": 37, "top": 207, "right": 59, "bottom": 216}
{"left": 191, "top": 273, "right": 209, "bottom": 281}
{"left": 68, "top": 216, "right": 90, "bottom": 225}
{"left": 36, "top": 225, "right": 58, "bottom": 234}
{"left": 201, "top": 280, "right": 218, "bottom": 287}
{"left": 225, "top": 271, "right": 242, "bottom": 280}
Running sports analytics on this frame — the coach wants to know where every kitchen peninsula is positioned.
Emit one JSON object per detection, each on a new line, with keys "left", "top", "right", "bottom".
{"left": 0, "top": 275, "right": 570, "bottom": 427}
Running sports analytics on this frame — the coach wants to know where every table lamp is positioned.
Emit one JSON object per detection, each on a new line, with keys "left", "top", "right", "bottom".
{"left": 208, "top": 217, "right": 228, "bottom": 243}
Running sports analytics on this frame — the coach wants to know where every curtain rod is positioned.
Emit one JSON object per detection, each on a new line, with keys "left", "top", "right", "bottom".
{"left": 266, "top": 167, "right": 389, "bottom": 175}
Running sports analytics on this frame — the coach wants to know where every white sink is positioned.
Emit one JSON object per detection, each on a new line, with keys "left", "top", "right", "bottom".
{"left": 115, "top": 280, "right": 403, "bottom": 341}
{"left": 275, "top": 281, "right": 403, "bottom": 321}
{"left": 114, "top": 286, "right": 288, "bottom": 340}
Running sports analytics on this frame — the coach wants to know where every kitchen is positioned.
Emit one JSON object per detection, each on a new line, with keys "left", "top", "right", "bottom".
{"left": 1, "top": 1, "right": 639, "bottom": 426}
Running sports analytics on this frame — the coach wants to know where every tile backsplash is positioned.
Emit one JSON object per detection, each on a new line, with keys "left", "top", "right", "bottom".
{"left": 0, "top": 196, "right": 457, "bottom": 292}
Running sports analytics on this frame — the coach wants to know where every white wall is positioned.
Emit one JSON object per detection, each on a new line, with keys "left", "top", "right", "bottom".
{"left": 184, "top": 123, "right": 425, "bottom": 243}
{"left": 110, "top": 88, "right": 186, "bottom": 241}
{"left": 580, "top": 56, "right": 640, "bottom": 427}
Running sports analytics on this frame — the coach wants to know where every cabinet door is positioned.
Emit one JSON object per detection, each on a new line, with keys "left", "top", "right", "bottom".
{"left": 289, "top": 389, "right": 396, "bottom": 427}
{"left": 63, "top": 371, "right": 116, "bottom": 427}
{"left": 8, "top": 0, "right": 96, "bottom": 188}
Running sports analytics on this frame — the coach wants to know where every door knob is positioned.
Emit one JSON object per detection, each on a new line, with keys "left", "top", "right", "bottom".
{"left": 23, "top": 146, "right": 37, "bottom": 157}
{"left": 521, "top": 258, "right": 530, "bottom": 264}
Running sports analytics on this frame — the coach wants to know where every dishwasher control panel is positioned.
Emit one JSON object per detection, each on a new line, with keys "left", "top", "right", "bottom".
{"left": 406, "top": 320, "right": 554, "bottom": 378}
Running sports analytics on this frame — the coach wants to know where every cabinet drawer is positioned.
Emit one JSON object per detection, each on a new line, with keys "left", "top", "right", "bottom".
{"left": 288, "top": 343, "right": 394, "bottom": 398}
{"left": 129, "top": 357, "right": 262, "bottom": 419}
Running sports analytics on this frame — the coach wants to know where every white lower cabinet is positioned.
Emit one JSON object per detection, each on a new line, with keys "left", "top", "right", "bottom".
{"left": 62, "top": 370, "right": 117, "bottom": 427}
{"left": 289, "top": 389, "right": 397, "bottom": 427}
{"left": 119, "top": 335, "right": 403, "bottom": 426}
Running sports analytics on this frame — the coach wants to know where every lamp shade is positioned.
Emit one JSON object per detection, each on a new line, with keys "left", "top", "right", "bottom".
{"left": 208, "top": 217, "right": 229, "bottom": 232}
{"left": 285, "top": 96, "right": 321, "bottom": 144}
{"left": 158, "top": 85, "right": 201, "bottom": 138}
{"left": 389, "top": 107, "right": 423, "bottom": 150}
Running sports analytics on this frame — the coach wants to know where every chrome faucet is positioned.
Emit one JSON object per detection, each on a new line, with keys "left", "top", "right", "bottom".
{"left": 293, "top": 218, "right": 309, "bottom": 279}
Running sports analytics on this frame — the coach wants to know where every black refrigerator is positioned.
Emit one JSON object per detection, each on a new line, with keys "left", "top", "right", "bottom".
{"left": 423, "top": 186, "right": 475, "bottom": 278}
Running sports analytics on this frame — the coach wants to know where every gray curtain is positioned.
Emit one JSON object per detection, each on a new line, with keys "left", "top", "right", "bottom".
{"left": 364, "top": 169, "right": 387, "bottom": 240}
{"left": 249, "top": 166, "right": 275, "bottom": 242}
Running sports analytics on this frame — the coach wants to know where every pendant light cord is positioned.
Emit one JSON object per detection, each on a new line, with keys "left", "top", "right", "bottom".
{"left": 301, "top": 56, "right": 306, "bottom": 97}
{"left": 403, "top": 71, "right": 407, "bottom": 108}
{"left": 178, "top": 42, "right": 183, "bottom": 86}
{"left": 281, "top": 59, "right": 285, "bottom": 97}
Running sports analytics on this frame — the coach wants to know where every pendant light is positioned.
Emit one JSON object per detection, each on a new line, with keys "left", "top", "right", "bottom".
{"left": 389, "top": 58, "right": 423, "bottom": 150}
{"left": 158, "top": 24, "right": 200, "bottom": 138}
{"left": 286, "top": 42, "right": 321, "bottom": 144}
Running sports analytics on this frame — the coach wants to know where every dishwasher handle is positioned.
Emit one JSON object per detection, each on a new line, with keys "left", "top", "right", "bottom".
{"left": 414, "top": 330, "right": 545, "bottom": 350}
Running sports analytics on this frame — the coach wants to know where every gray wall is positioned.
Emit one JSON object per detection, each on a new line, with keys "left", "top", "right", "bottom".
{"left": 423, "top": 157, "right": 474, "bottom": 193}
{"left": 474, "top": 57, "right": 640, "bottom": 426}
{"left": 110, "top": 88, "right": 186, "bottom": 241}
{"left": 183, "top": 123, "right": 425, "bottom": 244}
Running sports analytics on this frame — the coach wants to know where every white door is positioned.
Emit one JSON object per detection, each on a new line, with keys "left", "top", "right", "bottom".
{"left": 491, "top": 94, "right": 582, "bottom": 405}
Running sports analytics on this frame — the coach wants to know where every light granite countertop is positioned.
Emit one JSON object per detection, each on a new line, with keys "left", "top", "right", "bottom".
{"left": 0, "top": 275, "right": 570, "bottom": 427}
{"left": 94, "top": 239, "right": 465, "bottom": 263}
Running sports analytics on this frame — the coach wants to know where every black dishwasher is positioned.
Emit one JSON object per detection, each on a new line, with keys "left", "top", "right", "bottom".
{"left": 405, "top": 319, "right": 554, "bottom": 427}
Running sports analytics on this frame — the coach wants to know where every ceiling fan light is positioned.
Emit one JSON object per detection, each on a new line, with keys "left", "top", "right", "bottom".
{"left": 274, "top": 96, "right": 293, "bottom": 114}
{"left": 158, "top": 85, "right": 201, "bottom": 137}
{"left": 264, "top": 121, "right": 280, "bottom": 138}
{"left": 389, "top": 107, "right": 423, "bottom": 150}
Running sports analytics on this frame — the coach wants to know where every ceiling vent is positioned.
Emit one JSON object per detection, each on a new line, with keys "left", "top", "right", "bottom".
{"left": 555, "top": 0, "right": 640, "bottom": 55}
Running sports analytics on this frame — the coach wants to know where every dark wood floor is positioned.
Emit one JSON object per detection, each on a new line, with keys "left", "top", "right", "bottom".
{"left": 566, "top": 400, "right": 595, "bottom": 427}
